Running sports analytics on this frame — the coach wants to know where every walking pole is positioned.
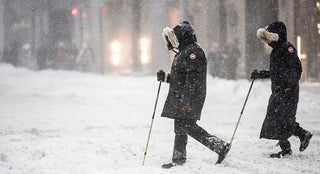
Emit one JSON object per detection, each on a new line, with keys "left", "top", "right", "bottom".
{"left": 230, "top": 79, "right": 255, "bottom": 145}
{"left": 142, "top": 81, "right": 162, "bottom": 166}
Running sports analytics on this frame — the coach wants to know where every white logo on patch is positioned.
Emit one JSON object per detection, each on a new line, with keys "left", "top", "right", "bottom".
{"left": 288, "top": 47, "right": 294, "bottom": 53}
{"left": 190, "top": 53, "right": 196, "bottom": 59}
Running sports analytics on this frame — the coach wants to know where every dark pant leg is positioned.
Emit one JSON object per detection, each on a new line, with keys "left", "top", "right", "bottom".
{"left": 293, "top": 124, "right": 307, "bottom": 139}
{"left": 279, "top": 140, "right": 291, "bottom": 152}
{"left": 172, "top": 119, "right": 188, "bottom": 164}
{"left": 185, "top": 120, "right": 226, "bottom": 154}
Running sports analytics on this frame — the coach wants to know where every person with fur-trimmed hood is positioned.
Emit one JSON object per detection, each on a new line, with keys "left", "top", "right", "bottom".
{"left": 251, "top": 21, "right": 312, "bottom": 158}
{"left": 157, "top": 21, "right": 230, "bottom": 168}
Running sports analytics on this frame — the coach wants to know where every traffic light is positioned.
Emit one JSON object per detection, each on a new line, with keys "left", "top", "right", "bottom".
{"left": 71, "top": 8, "right": 79, "bottom": 16}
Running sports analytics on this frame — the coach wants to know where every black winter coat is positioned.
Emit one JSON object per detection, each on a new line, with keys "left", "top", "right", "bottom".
{"left": 259, "top": 22, "right": 302, "bottom": 140}
{"left": 161, "top": 22, "right": 207, "bottom": 120}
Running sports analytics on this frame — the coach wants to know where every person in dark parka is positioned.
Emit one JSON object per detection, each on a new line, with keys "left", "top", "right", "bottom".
{"left": 157, "top": 21, "right": 230, "bottom": 168}
{"left": 251, "top": 21, "right": 312, "bottom": 158}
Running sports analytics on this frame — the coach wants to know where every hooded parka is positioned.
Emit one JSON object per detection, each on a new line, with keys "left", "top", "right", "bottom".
{"left": 161, "top": 21, "right": 207, "bottom": 120}
{"left": 257, "top": 22, "right": 302, "bottom": 140}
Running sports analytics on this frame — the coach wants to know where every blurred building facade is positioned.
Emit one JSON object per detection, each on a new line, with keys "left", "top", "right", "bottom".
{"left": 0, "top": 0, "right": 319, "bottom": 81}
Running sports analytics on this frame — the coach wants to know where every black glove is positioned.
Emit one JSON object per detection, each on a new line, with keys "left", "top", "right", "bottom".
{"left": 250, "top": 70, "right": 260, "bottom": 79}
{"left": 250, "top": 69, "right": 270, "bottom": 79}
{"left": 157, "top": 70, "right": 166, "bottom": 82}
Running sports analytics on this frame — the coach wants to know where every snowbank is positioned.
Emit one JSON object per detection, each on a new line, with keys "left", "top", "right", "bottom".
{"left": 0, "top": 64, "right": 319, "bottom": 174}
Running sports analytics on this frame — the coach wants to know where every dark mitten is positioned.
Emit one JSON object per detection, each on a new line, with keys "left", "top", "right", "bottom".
{"left": 157, "top": 70, "right": 166, "bottom": 82}
{"left": 250, "top": 70, "right": 260, "bottom": 79}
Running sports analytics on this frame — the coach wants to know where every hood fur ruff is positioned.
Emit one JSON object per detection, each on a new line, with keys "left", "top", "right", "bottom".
{"left": 257, "top": 28, "right": 279, "bottom": 44}
{"left": 162, "top": 27, "right": 179, "bottom": 49}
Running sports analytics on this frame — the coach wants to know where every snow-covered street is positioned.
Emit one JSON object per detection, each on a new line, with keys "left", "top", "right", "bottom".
{"left": 0, "top": 63, "right": 319, "bottom": 174}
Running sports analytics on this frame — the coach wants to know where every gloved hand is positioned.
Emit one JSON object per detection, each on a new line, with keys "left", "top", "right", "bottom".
{"left": 157, "top": 70, "right": 166, "bottom": 82}
{"left": 250, "top": 69, "right": 270, "bottom": 79}
{"left": 179, "top": 102, "right": 191, "bottom": 115}
{"left": 250, "top": 69, "right": 260, "bottom": 79}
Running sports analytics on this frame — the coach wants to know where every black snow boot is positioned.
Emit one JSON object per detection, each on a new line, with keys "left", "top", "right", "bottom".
{"left": 161, "top": 162, "right": 182, "bottom": 169}
{"left": 216, "top": 143, "right": 231, "bottom": 164}
{"left": 270, "top": 150, "right": 292, "bottom": 158}
{"left": 297, "top": 129, "right": 312, "bottom": 152}
{"left": 270, "top": 140, "right": 292, "bottom": 158}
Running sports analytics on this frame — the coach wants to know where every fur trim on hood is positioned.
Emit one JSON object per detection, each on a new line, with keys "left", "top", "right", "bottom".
{"left": 162, "top": 27, "right": 179, "bottom": 49}
{"left": 256, "top": 28, "right": 279, "bottom": 44}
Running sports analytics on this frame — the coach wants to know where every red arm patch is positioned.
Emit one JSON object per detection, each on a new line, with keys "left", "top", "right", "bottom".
{"left": 288, "top": 47, "right": 294, "bottom": 53}
{"left": 189, "top": 53, "right": 196, "bottom": 59}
